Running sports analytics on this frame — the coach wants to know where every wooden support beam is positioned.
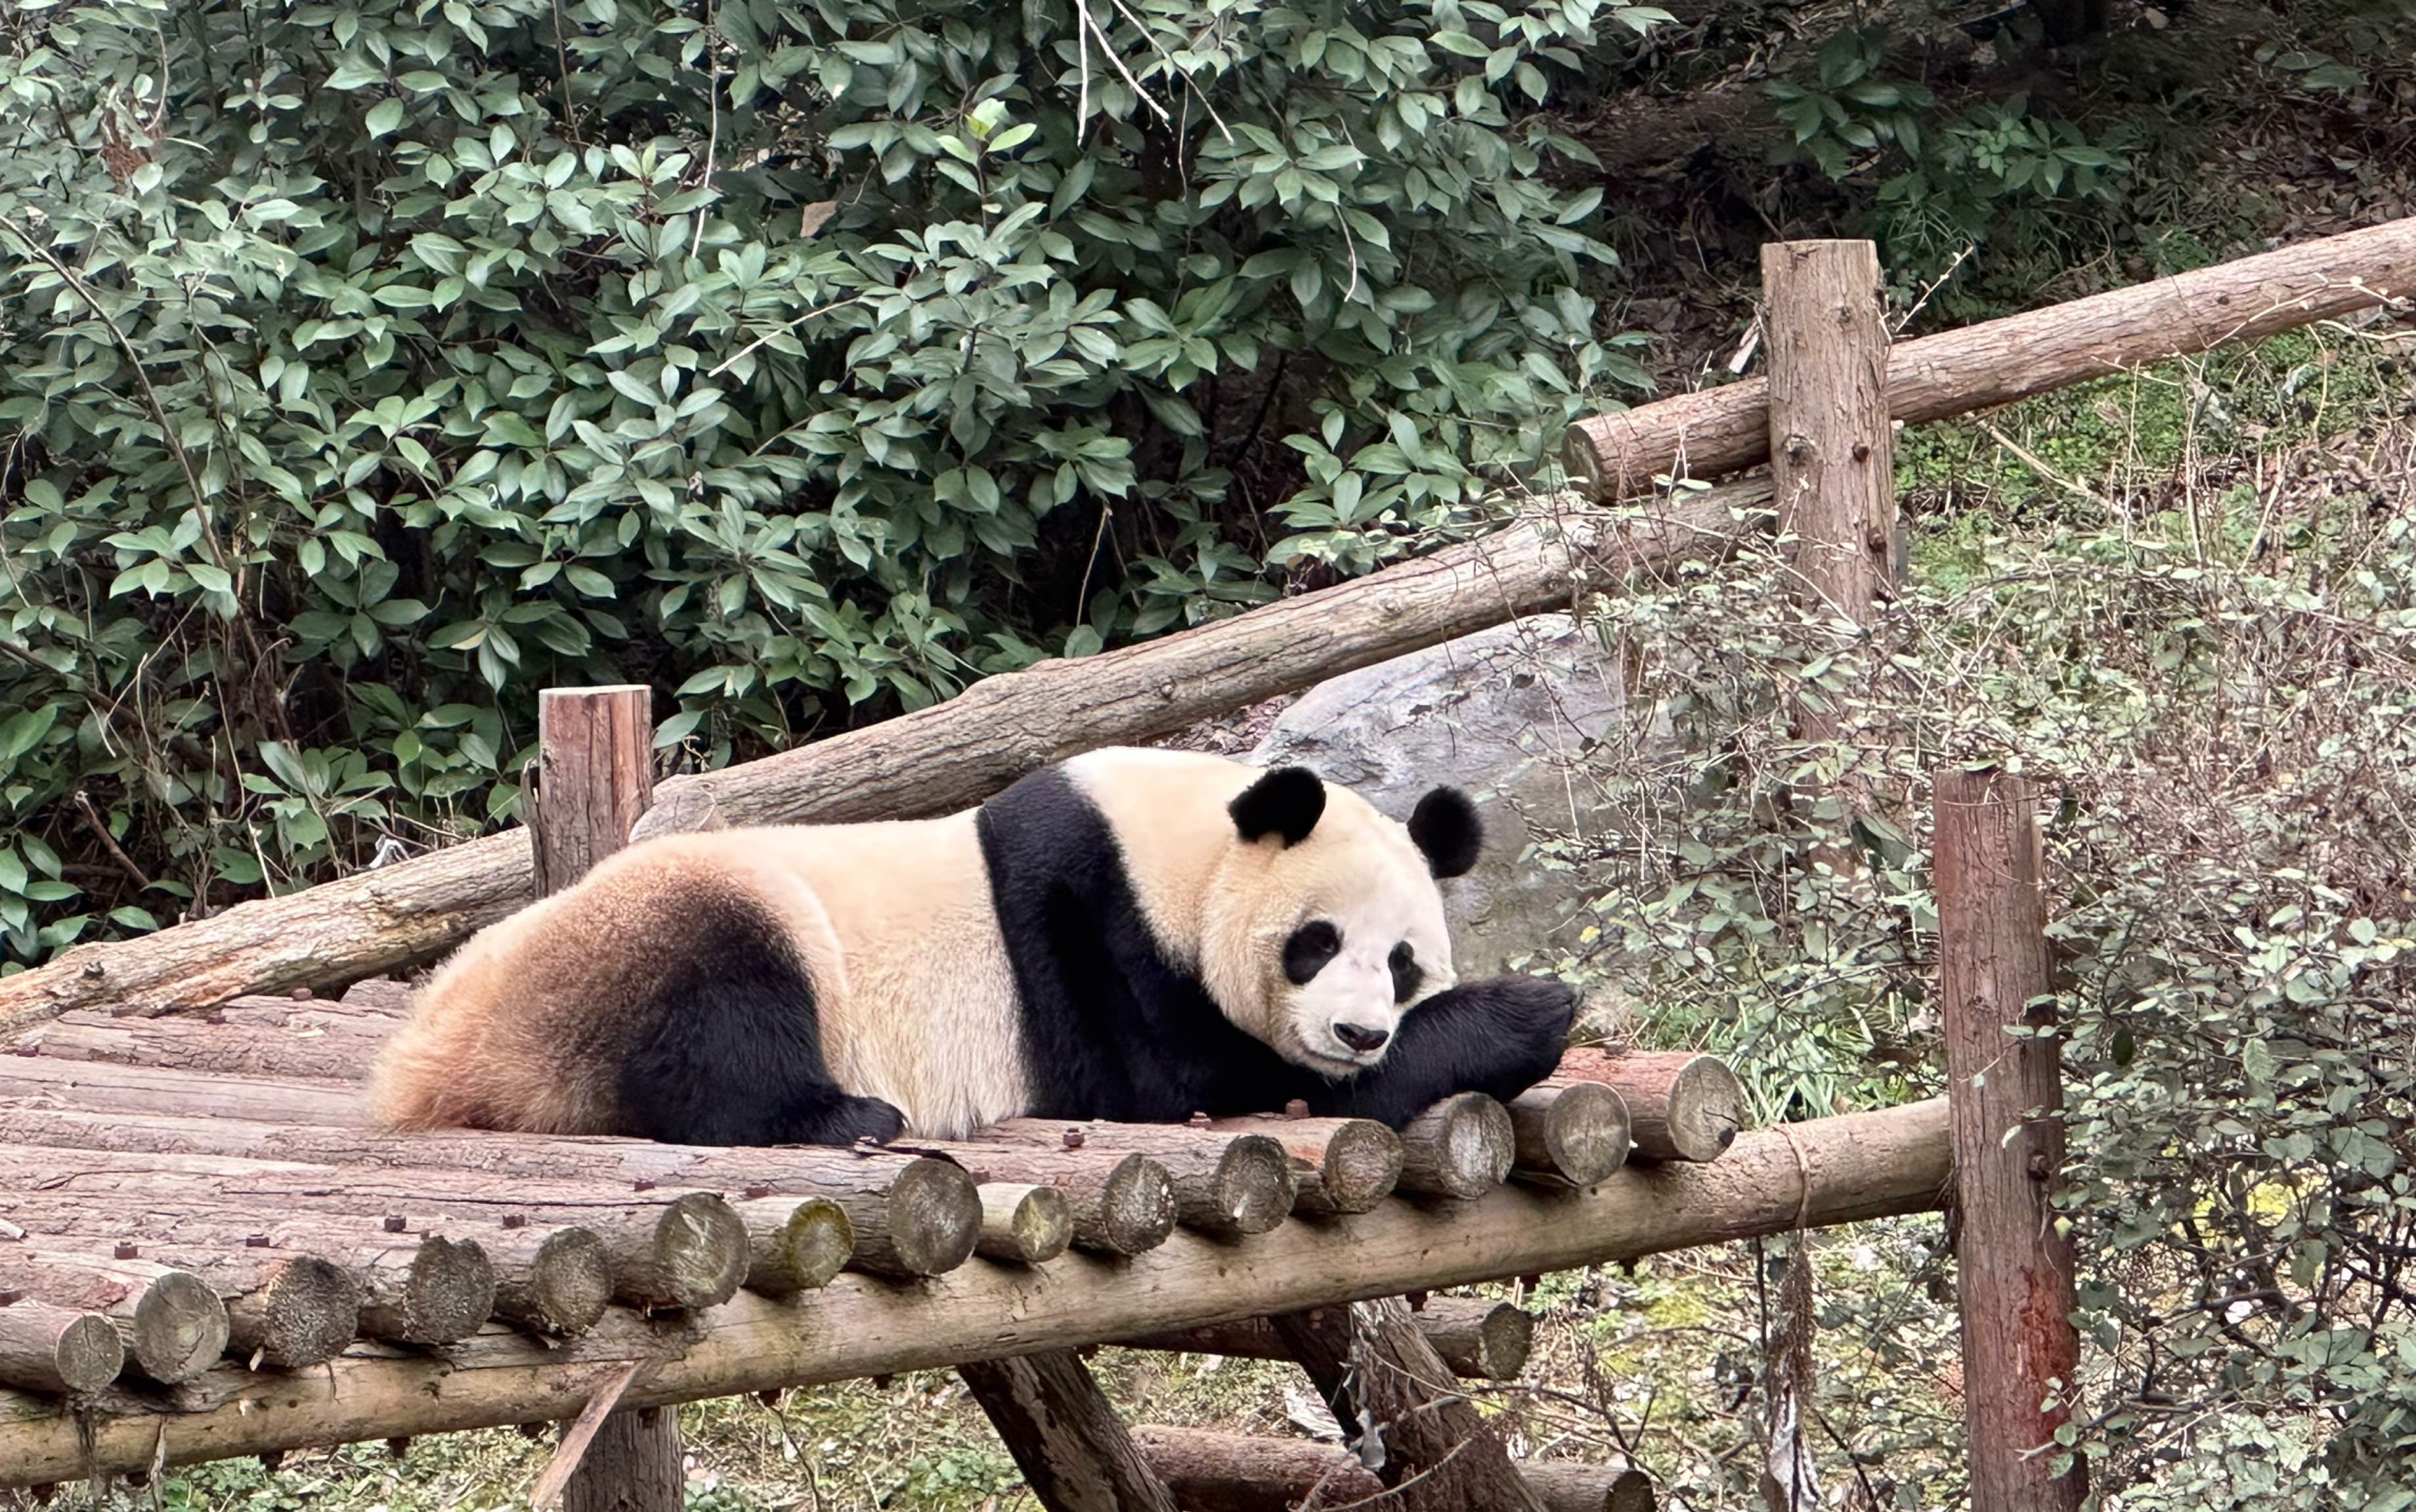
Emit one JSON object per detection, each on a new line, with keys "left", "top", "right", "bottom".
{"left": 960, "top": 1349, "right": 1181, "bottom": 1512}
{"left": 1131, "top": 1426, "right": 1656, "bottom": 1512}
{"left": 1935, "top": 769, "right": 2084, "bottom": 1512}
{"left": 1125, "top": 1295, "right": 1536, "bottom": 1381}
{"left": 1270, "top": 1298, "right": 1546, "bottom": 1511}
{"left": 0, "top": 480, "right": 1769, "bottom": 1032}
{"left": 1566, "top": 214, "right": 2416, "bottom": 494}
{"left": 532, "top": 686, "right": 678, "bottom": 1512}
{"left": 0, "top": 1100, "right": 1951, "bottom": 1484}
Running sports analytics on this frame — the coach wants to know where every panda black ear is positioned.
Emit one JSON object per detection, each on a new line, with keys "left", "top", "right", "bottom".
{"left": 1408, "top": 787, "right": 1482, "bottom": 878}
{"left": 1230, "top": 766, "right": 1326, "bottom": 847}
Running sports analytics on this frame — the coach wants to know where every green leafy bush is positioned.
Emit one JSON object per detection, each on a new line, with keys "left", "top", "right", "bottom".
{"left": 0, "top": 0, "right": 1654, "bottom": 966}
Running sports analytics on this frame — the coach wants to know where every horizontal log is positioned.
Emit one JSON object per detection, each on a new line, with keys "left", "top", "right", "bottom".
{"left": 1125, "top": 1295, "right": 1534, "bottom": 1381}
{"left": 0, "top": 1197, "right": 490, "bottom": 1348}
{"left": 0, "top": 1295, "right": 123, "bottom": 1396}
{"left": 0, "top": 1144, "right": 750, "bottom": 1312}
{"left": 1565, "top": 214, "right": 2416, "bottom": 494}
{"left": 0, "top": 1056, "right": 364, "bottom": 1125}
{"left": 976, "top": 1184, "right": 1074, "bottom": 1266}
{"left": 1552, "top": 1050, "right": 1746, "bottom": 1163}
{"left": 219, "top": 992, "right": 412, "bottom": 1028}
{"left": 0, "top": 1100, "right": 1949, "bottom": 1479}
{"left": 0, "top": 478, "right": 1771, "bottom": 1033}
{"left": 1132, "top": 1426, "right": 1654, "bottom": 1512}
{"left": 14, "top": 1008, "right": 385, "bottom": 1080}
{"left": 15, "top": 1242, "right": 358, "bottom": 1371}
{"left": 0, "top": 1087, "right": 951, "bottom": 1213}
{"left": 985, "top": 1121, "right": 1296, "bottom": 1236}
{"left": 911, "top": 1142, "right": 1176, "bottom": 1257}
{"left": 1205, "top": 1115, "right": 1402, "bottom": 1215}
{"left": 733, "top": 1197, "right": 855, "bottom": 1296}
{"left": 1509, "top": 1081, "right": 1631, "bottom": 1188}
{"left": 0, "top": 1251, "right": 229, "bottom": 1385}
{"left": 1395, "top": 1094, "right": 1515, "bottom": 1200}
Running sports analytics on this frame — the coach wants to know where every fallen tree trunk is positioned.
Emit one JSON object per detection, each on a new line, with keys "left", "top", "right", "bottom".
{"left": 1551, "top": 1051, "right": 1746, "bottom": 1163}
{"left": 1566, "top": 214, "right": 2416, "bottom": 494}
{"left": 0, "top": 1252, "right": 229, "bottom": 1385}
{"left": 0, "top": 1100, "right": 1951, "bottom": 1482}
{"left": 1125, "top": 1296, "right": 1535, "bottom": 1381}
{"left": 0, "top": 480, "right": 1771, "bottom": 1033}
{"left": 983, "top": 1122, "right": 1296, "bottom": 1236}
{"left": 1131, "top": 1427, "right": 1655, "bottom": 1512}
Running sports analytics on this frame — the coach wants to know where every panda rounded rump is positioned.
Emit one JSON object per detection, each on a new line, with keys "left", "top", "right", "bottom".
{"left": 369, "top": 822, "right": 1023, "bottom": 1146}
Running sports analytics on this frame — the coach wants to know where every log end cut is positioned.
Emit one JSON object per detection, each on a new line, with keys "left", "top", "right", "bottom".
{"left": 1660, "top": 1056, "right": 1746, "bottom": 1163}
{"left": 976, "top": 1184, "right": 1073, "bottom": 1266}
{"left": 1205, "top": 1134, "right": 1296, "bottom": 1235}
{"left": 1084, "top": 1154, "right": 1177, "bottom": 1257}
{"left": 1310, "top": 1119, "right": 1404, "bottom": 1214}
{"left": 226, "top": 1255, "right": 361, "bottom": 1370}
{"left": 743, "top": 1198, "right": 856, "bottom": 1297}
{"left": 1512, "top": 1081, "right": 1633, "bottom": 1187}
{"left": 492, "top": 1227, "right": 615, "bottom": 1337}
{"left": 1399, "top": 1092, "right": 1516, "bottom": 1199}
{"left": 630, "top": 1193, "right": 752, "bottom": 1311}
{"left": 0, "top": 1297, "right": 125, "bottom": 1395}
{"left": 127, "top": 1268, "right": 232, "bottom": 1385}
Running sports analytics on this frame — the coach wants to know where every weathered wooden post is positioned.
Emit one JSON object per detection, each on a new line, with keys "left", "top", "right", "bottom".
{"left": 525, "top": 685, "right": 683, "bottom": 1512}
{"left": 1934, "top": 767, "right": 2084, "bottom": 1512}
{"left": 957, "top": 1352, "right": 1182, "bottom": 1512}
{"left": 1763, "top": 238, "right": 1897, "bottom": 627}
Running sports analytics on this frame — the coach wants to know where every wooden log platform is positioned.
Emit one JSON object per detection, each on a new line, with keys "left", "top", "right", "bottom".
{"left": 0, "top": 1095, "right": 1949, "bottom": 1484}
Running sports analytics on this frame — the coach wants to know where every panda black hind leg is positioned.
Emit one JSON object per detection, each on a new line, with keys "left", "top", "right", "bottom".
{"left": 1301, "top": 974, "right": 1578, "bottom": 1129}
{"left": 616, "top": 886, "right": 904, "bottom": 1148}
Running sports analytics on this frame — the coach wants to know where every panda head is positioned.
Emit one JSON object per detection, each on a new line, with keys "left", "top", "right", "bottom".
{"left": 1202, "top": 764, "right": 1482, "bottom": 1078}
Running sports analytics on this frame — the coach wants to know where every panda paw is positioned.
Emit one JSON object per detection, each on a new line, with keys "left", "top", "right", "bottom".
{"left": 791, "top": 1094, "right": 907, "bottom": 1147}
{"left": 1478, "top": 974, "right": 1578, "bottom": 1086}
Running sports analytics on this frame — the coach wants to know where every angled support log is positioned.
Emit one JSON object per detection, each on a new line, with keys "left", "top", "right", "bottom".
{"left": 959, "top": 1349, "right": 1180, "bottom": 1512}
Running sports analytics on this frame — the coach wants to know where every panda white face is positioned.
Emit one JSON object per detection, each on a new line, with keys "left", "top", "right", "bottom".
{"left": 1205, "top": 766, "right": 1484, "bottom": 1077}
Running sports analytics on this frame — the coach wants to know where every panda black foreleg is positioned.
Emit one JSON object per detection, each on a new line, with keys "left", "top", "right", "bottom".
{"left": 1300, "top": 974, "right": 1578, "bottom": 1129}
{"left": 618, "top": 901, "right": 905, "bottom": 1148}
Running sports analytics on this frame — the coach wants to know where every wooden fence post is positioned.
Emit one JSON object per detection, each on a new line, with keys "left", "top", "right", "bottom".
{"left": 1763, "top": 238, "right": 1897, "bottom": 627}
{"left": 527, "top": 686, "right": 682, "bottom": 1512}
{"left": 1934, "top": 768, "right": 2084, "bottom": 1512}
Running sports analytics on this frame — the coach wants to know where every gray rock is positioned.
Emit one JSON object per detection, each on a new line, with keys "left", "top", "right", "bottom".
{"left": 1248, "top": 614, "right": 1632, "bottom": 980}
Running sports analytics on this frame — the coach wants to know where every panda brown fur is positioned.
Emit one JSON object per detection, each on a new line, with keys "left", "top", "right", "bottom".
{"left": 370, "top": 747, "right": 1576, "bottom": 1146}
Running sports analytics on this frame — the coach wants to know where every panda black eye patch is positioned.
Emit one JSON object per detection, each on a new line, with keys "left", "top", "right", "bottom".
{"left": 1284, "top": 920, "right": 1343, "bottom": 985}
{"left": 1389, "top": 941, "right": 1423, "bottom": 1002}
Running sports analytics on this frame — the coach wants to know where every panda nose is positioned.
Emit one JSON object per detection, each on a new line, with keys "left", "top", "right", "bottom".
{"left": 1334, "top": 1022, "right": 1390, "bottom": 1054}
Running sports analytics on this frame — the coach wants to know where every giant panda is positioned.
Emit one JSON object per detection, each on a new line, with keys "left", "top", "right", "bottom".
{"left": 369, "top": 746, "right": 1578, "bottom": 1146}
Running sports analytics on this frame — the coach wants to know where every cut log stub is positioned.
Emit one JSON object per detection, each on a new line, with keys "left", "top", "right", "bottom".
{"left": 355, "top": 1234, "right": 494, "bottom": 1345}
{"left": 1206, "top": 1115, "right": 1402, "bottom": 1215}
{"left": 1396, "top": 1092, "right": 1516, "bottom": 1200}
{"left": 1508, "top": 1081, "right": 1632, "bottom": 1188}
{"left": 1552, "top": 1049, "right": 1747, "bottom": 1163}
{"left": 921, "top": 1143, "right": 1176, "bottom": 1257}
{"left": 0, "top": 1252, "right": 229, "bottom": 1385}
{"left": 222, "top": 1254, "right": 361, "bottom": 1370}
{"left": 480, "top": 1226, "right": 615, "bottom": 1337}
{"left": 1124, "top": 1295, "right": 1535, "bottom": 1382}
{"left": 590, "top": 1192, "right": 749, "bottom": 1312}
{"left": 1134, "top": 1426, "right": 1654, "bottom": 1512}
{"left": 976, "top": 1184, "right": 1074, "bottom": 1266}
{"left": 0, "top": 1295, "right": 124, "bottom": 1395}
{"left": 831, "top": 1156, "right": 982, "bottom": 1280}
{"left": 736, "top": 1196, "right": 855, "bottom": 1297}
{"left": 986, "top": 1121, "right": 1297, "bottom": 1237}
